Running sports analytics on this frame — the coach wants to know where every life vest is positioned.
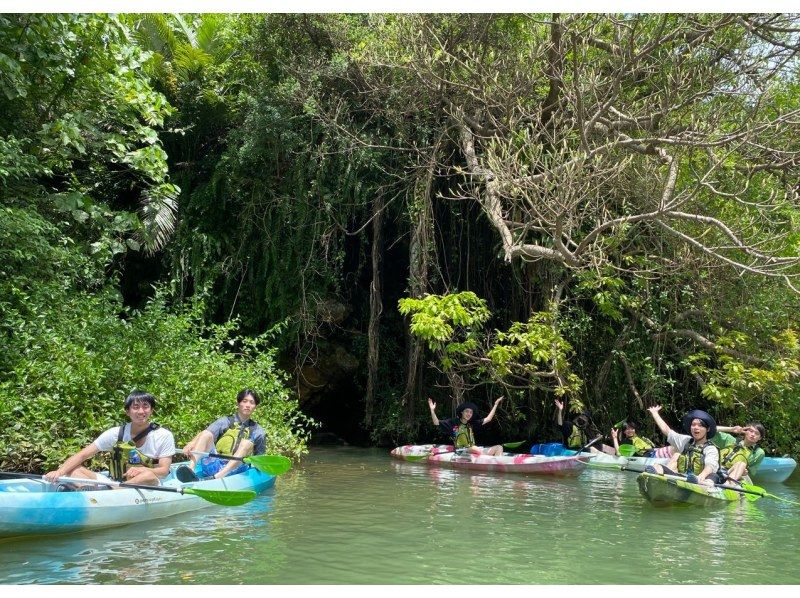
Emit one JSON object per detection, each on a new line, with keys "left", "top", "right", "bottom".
{"left": 677, "top": 439, "right": 718, "bottom": 474}
{"left": 720, "top": 441, "right": 753, "bottom": 469}
{"left": 451, "top": 422, "right": 476, "bottom": 449}
{"left": 567, "top": 424, "right": 588, "bottom": 449}
{"left": 109, "top": 423, "right": 160, "bottom": 481}
{"left": 215, "top": 416, "right": 254, "bottom": 456}
{"left": 631, "top": 435, "right": 656, "bottom": 456}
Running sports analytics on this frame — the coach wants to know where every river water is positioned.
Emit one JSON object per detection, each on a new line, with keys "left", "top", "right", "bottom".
{"left": 1, "top": 446, "right": 799, "bottom": 585}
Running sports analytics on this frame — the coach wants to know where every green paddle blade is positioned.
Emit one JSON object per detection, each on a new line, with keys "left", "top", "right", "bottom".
{"left": 404, "top": 454, "right": 432, "bottom": 462}
{"left": 741, "top": 482, "right": 800, "bottom": 506}
{"left": 244, "top": 454, "right": 292, "bottom": 475}
{"left": 184, "top": 487, "right": 257, "bottom": 506}
{"left": 618, "top": 444, "right": 636, "bottom": 457}
{"left": 502, "top": 441, "right": 526, "bottom": 449}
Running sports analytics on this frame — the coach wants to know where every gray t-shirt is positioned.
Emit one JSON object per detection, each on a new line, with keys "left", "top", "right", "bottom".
{"left": 206, "top": 415, "right": 266, "bottom": 455}
{"left": 667, "top": 430, "right": 719, "bottom": 473}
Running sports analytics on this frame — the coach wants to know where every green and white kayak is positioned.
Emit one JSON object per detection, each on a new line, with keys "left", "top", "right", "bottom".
{"left": 637, "top": 472, "right": 757, "bottom": 507}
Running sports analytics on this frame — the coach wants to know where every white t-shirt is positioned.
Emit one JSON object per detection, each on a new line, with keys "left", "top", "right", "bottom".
{"left": 94, "top": 424, "right": 176, "bottom": 460}
{"left": 667, "top": 429, "right": 719, "bottom": 473}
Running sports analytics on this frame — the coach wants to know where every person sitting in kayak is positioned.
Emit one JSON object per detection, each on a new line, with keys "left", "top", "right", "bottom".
{"left": 645, "top": 405, "right": 720, "bottom": 486}
{"left": 44, "top": 390, "right": 175, "bottom": 488}
{"left": 554, "top": 399, "right": 611, "bottom": 454}
{"left": 713, "top": 421, "right": 766, "bottom": 484}
{"left": 610, "top": 420, "right": 656, "bottom": 457}
{"left": 428, "top": 397, "right": 504, "bottom": 456}
{"left": 182, "top": 388, "right": 266, "bottom": 479}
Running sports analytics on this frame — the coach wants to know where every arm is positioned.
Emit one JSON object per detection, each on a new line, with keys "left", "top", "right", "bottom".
{"left": 647, "top": 405, "right": 672, "bottom": 438}
{"left": 428, "top": 398, "right": 439, "bottom": 426}
{"left": 482, "top": 397, "right": 503, "bottom": 425}
{"left": 182, "top": 429, "right": 214, "bottom": 456}
{"left": 554, "top": 399, "right": 564, "bottom": 426}
{"left": 716, "top": 425, "right": 744, "bottom": 435}
{"left": 43, "top": 443, "right": 100, "bottom": 482}
{"left": 697, "top": 446, "right": 719, "bottom": 485}
{"left": 126, "top": 455, "right": 173, "bottom": 481}
{"left": 610, "top": 428, "right": 620, "bottom": 455}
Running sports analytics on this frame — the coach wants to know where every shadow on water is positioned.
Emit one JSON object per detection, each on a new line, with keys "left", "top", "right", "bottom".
{"left": 2, "top": 446, "right": 799, "bottom": 584}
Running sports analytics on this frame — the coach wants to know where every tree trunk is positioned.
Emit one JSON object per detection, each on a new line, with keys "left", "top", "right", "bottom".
{"left": 365, "top": 192, "right": 384, "bottom": 427}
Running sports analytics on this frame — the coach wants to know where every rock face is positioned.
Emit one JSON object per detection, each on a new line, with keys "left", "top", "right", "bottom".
{"left": 290, "top": 343, "right": 360, "bottom": 408}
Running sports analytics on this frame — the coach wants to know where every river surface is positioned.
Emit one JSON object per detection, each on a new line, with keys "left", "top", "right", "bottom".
{"left": 1, "top": 446, "right": 799, "bottom": 584}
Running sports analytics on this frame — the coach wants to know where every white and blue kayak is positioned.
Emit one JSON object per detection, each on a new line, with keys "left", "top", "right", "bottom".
{"left": 0, "top": 464, "right": 275, "bottom": 540}
{"left": 752, "top": 457, "right": 797, "bottom": 484}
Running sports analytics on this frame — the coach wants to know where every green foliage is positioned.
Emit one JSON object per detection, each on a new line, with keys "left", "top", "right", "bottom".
{"left": 0, "top": 289, "right": 313, "bottom": 472}
{"left": 398, "top": 292, "right": 490, "bottom": 355}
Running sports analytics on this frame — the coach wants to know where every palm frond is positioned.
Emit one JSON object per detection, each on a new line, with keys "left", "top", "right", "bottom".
{"left": 138, "top": 183, "right": 179, "bottom": 255}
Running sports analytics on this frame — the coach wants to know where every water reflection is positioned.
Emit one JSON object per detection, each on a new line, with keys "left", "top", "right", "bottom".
{"left": 2, "top": 447, "right": 799, "bottom": 584}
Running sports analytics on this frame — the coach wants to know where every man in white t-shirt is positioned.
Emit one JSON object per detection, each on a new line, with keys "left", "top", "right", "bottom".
{"left": 44, "top": 390, "right": 175, "bottom": 487}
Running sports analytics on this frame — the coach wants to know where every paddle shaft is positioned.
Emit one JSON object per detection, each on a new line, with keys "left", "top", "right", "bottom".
{"left": 570, "top": 435, "right": 604, "bottom": 456}
{"left": 56, "top": 475, "right": 193, "bottom": 494}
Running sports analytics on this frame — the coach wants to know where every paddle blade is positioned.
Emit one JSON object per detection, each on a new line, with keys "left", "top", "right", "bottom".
{"left": 403, "top": 454, "right": 432, "bottom": 462}
{"left": 245, "top": 454, "right": 292, "bottom": 475}
{"left": 185, "top": 487, "right": 257, "bottom": 506}
{"left": 741, "top": 482, "right": 800, "bottom": 506}
{"left": 502, "top": 441, "right": 526, "bottom": 449}
{"left": 618, "top": 444, "right": 636, "bottom": 457}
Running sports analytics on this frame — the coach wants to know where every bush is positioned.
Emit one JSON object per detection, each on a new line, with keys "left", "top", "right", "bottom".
{"left": 0, "top": 287, "right": 314, "bottom": 472}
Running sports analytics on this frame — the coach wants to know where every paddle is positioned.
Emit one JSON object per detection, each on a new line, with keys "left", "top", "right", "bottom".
{"left": 502, "top": 441, "right": 527, "bottom": 449}
{"left": 54, "top": 475, "right": 257, "bottom": 506}
{"left": 617, "top": 444, "right": 637, "bottom": 457}
{"left": 0, "top": 471, "right": 47, "bottom": 481}
{"left": 567, "top": 435, "right": 604, "bottom": 457}
{"left": 191, "top": 451, "right": 292, "bottom": 475}
{"left": 735, "top": 481, "right": 800, "bottom": 506}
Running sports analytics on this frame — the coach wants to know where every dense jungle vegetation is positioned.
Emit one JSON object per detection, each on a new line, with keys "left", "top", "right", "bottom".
{"left": 1, "top": 13, "right": 799, "bottom": 470}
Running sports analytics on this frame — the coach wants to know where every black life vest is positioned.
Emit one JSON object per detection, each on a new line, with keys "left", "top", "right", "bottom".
{"left": 109, "top": 423, "right": 160, "bottom": 481}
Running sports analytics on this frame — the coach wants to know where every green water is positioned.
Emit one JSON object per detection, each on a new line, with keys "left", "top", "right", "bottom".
{"left": 2, "top": 446, "right": 799, "bottom": 584}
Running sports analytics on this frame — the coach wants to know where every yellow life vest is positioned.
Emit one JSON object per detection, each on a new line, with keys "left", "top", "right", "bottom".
{"left": 453, "top": 422, "right": 476, "bottom": 449}
{"left": 567, "top": 424, "right": 588, "bottom": 449}
{"left": 631, "top": 435, "right": 656, "bottom": 456}
{"left": 109, "top": 423, "right": 159, "bottom": 481}
{"left": 720, "top": 442, "right": 752, "bottom": 469}
{"left": 216, "top": 416, "right": 252, "bottom": 456}
{"left": 677, "top": 440, "right": 717, "bottom": 474}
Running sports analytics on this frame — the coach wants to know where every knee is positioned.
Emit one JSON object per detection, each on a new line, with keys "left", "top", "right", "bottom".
{"left": 235, "top": 439, "right": 254, "bottom": 457}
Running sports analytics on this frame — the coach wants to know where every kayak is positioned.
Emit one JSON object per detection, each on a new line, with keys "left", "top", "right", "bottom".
{"left": 391, "top": 444, "right": 589, "bottom": 476}
{"left": 577, "top": 451, "right": 669, "bottom": 472}
{"left": 0, "top": 464, "right": 275, "bottom": 540}
{"left": 636, "top": 471, "right": 755, "bottom": 507}
{"left": 529, "top": 442, "right": 668, "bottom": 472}
{"left": 751, "top": 457, "right": 797, "bottom": 484}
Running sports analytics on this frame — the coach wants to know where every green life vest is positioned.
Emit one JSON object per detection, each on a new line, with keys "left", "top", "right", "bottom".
{"left": 631, "top": 435, "right": 656, "bottom": 456}
{"left": 720, "top": 441, "right": 753, "bottom": 469}
{"left": 677, "top": 439, "right": 718, "bottom": 475}
{"left": 453, "top": 422, "right": 476, "bottom": 449}
{"left": 216, "top": 416, "right": 253, "bottom": 456}
{"left": 109, "top": 423, "right": 160, "bottom": 482}
{"left": 567, "top": 424, "right": 588, "bottom": 449}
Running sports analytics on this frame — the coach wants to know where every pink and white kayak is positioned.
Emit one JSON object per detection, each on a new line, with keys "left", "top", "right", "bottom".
{"left": 390, "top": 444, "right": 589, "bottom": 476}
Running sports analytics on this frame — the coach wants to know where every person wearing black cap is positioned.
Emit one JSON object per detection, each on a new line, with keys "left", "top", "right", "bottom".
{"left": 645, "top": 405, "right": 720, "bottom": 485}
{"left": 428, "top": 397, "right": 504, "bottom": 456}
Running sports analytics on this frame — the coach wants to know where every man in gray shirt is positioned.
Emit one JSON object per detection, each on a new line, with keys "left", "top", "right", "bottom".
{"left": 182, "top": 389, "right": 266, "bottom": 479}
